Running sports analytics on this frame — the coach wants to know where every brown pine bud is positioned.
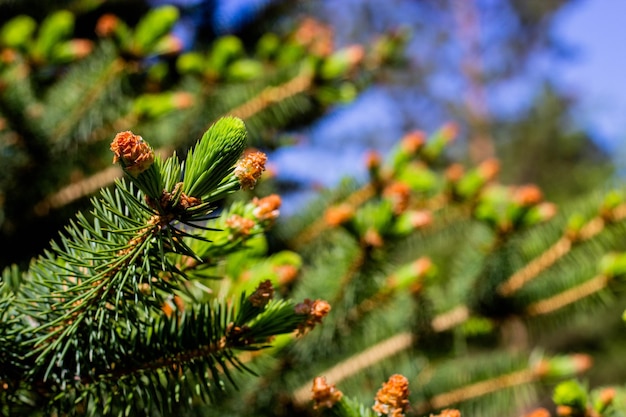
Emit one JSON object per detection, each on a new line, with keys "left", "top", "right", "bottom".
{"left": 295, "top": 299, "right": 331, "bottom": 335}
{"left": 514, "top": 184, "right": 543, "bottom": 206}
{"left": 372, "top": 374, "right": 410, "bottom": 417}
{"left": 248, "top": 280, "right": 274, "bottom": 308}
{"left": 252, "top": 194, "right": 281, "bottom": 222}
{"left": 110, "top": 131, "right": 154, "bottom": 177}
{"left": 383, "top": 181, "right": 411, "bottom": 214}
{"left": 366, "top": 150, "right": 382, "bottom": 171}
{"left": 477, "top": 158, "right": 500, "bottom": 181}
{"left": 363, "top": 228, "right": 384, "bottom": 248}
{"left": 225, "top": 214, "right": 256, "bottom": 238}
{"left": 311, "top": 376, "right": 343, "bottom": 409}
{"left": 235, "top": 151, "right": 267, "bottom": 190}
{"left": 95, "top": 14, "right": 119, "bottom": 37}
{"left": 325, "top": 204, "right": 355, "bottom": 227}
{"left": 401, "top": 131, "right": 426, "bottom": 154}
{"left": 445, "top": 163, "right": 465, "bottom": 182}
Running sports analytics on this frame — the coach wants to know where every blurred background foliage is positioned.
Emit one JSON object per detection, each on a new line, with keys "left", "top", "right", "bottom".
{"left": 1, "top": 0, "right": 624, "bottom": 416}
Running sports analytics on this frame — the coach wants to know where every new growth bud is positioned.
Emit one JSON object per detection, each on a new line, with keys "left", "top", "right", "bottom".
{"left": 110, "top": 131, "right": 155, "bottom": 177}
{"left": 311, "top": 376, "right": 343, "bottom": 409}
{"left": 252, "top": 194, "right": 281, "bottom": 222}
{"left": 248, "top": 280, "right": 274, "bottom": 308}
{"left": 295, "top": 299, "right": 331, "bottom": 335}
{"left": 372, "top": 374, "right": 410, "bottom": 417}
{"left": 235, "top": 151, "right": 267, "bottom": 190}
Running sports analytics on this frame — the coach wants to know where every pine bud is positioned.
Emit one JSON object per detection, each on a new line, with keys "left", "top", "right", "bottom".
{"left": 95, "top": 14, "right": 119, "bottom": 37}
{"left": 401, "top": 131, "right": 426, "bottom": 154}
{"left": 248, "top": 280, "right": 274, "bottom": 308}
{"left": 324, "top": 204, "right": 355, "bottom": 227}
{"left": 110, "top": 131, "right": 154, "bottom": 177}
{"left": 311, "top": 376, "right": 343, "bottom": 409}
{"left": 383, "top": 181, "right": 411, "bottom": 214}
{"left": 372, "top": 374, "right": 410, "bottom": 417}
{"left": 295, "top": 299, "right": 331, "bottom": 335}
{"left": 235, "top": 151, "right": 267, "bottom": 190}
{"left": 513, "top": 184, "right": 543, "bottom": 207}
{"left": 225, "top": 214, "right": 256, "bottom": 238}
{"left": 252, "top": 194, "right": 281, "bottom": 222}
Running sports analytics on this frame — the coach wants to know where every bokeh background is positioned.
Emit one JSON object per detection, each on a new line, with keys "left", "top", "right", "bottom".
{"left": 145, "top": 0, "right": 626, "bottom": 213}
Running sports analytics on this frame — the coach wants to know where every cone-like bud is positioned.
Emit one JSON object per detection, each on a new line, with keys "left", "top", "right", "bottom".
{"left": 311, "top": 376, "right": 343, "bottom": 409}
{"left": 252, "top": 194, "right": 281, "bottom": 222}
{"left": 110, "top": 131, "right": 155, "bottom": 177}
{"left": 248, "top": 280, "right": 274, "bottom": 308}
{"left": 235, "top": 151, "right": 267, "bottom": 190}
{"left": 372, "top": 374, "right": 410, "bottom": 417}
{"left": 295, "top": 299, "right": 331, "bottom": 335}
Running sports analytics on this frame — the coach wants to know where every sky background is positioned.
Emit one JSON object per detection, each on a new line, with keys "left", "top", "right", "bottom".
{"left": 553, "top": 0, "right": 626, "bottom": 156}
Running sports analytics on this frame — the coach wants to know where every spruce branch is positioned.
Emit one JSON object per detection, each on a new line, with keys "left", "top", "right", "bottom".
{"left": 499, "top": 201, "right": 626, "bottom": 297}
{"left": 1, "top": 116, "right": 332, "bottom": 415}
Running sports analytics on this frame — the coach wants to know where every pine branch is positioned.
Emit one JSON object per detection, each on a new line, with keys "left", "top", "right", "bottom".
{"left": 499, "top": 202, "right": 626, "bottom": 297}
{"left": 2, "top": 116, "right": 331, "bottom": 415}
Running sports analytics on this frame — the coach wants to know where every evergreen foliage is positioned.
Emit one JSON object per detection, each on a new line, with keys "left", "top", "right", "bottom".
{"left": 2, "top": 2, "right": 626, "bottom": 417}
{"left": 0, "top": 3, "right": 395, "bottom": 266}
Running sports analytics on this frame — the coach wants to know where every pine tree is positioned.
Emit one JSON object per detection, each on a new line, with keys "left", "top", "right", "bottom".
{"left": 2, "top": 3, "right": 626, "bottom": 417}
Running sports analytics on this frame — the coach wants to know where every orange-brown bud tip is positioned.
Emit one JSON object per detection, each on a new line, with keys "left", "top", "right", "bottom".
{"left": 295, "top": 299, "right": 331, "bottom": 335}
{"left": 96, "top": 14, "right": 119, "bottom": 37}
{"left": 110, "top": 131, "right": 154, "bottom": 176}
{"left": 409, "top": 210, "right": 432, "bottom": 229}
{"left": 311, "top": 376, "right": 343, "bottom": 409}
{"left": 324, "top": 204, "right": 355, "bottom": 227}
{"left": 600, "top": 387, "right": 616, "bottom": 406}
{"left": 514, "top": 184, "right": 543, "bottom": 206}
{"left": 274, "top": 264, "right": 299, "bottom": 285}
{"left": 235, "top": 151, "right": 267, "bottom": 190}
{"left": 372, "top": 374, "right": 410, "bottom": 417}
{"left": 413, "top": 257, "right": 433, "bottom": 278}
{"left": 571, "top": 353, "right": 593, "bottom": 373}
{"left": 401, "top": 131, "right": 426, "bottom": 154}
{"left": 173, "top": 92, "right": 195, "bottom": 109}
{"left": 366, "top": 150, "right": 382, "bottom": 170}
{"left": 346, "top": 44, "right": 365, "bottom": 66}
{"left": 441, "top": 122, "right": 458, "bottom": 142}
{"left": 537, "top": 202, "right": 558, "bottom": 221}
{"left": 383, "top": 181, "right": 411, "bottom": 214}
{"left": 556, "top": 405, "right": 573, "bottom": 417}
{"left": 248, "top": 280, "right": 274, "bottom": 308}
{"left": 477, "top": 158, "right": 500, "bottom": 181}
{"left": 69, "top": 39, "right": 94, "bottom": 58}
{"left": 225, "top": 214, "right": 256, "bottom": 238}
{"left": 445, "top": 163, "right": 465, "bottom": 182}
{"left": 363, "top": 228, "right": 384, "bottom": 248}
{"left": 253, "top": 194, "right": 281, "bottom": 222}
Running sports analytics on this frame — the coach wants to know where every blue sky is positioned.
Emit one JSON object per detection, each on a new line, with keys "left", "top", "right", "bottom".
{"left": 553, "top": 0, "right": 626, "bottom": 154}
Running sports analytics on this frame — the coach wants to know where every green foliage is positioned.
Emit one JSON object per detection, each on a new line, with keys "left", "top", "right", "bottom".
{"left": 1, "top": 3, "right": 625, "bottom": 417}
{"left": 553, "top": 380, "right": 588, "bottom": 412}
{"left": 0, "top": 4, "right": 399, "bottom": 268}
{"left": 0, "top": 117, "right": 328, "bottom": 415}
